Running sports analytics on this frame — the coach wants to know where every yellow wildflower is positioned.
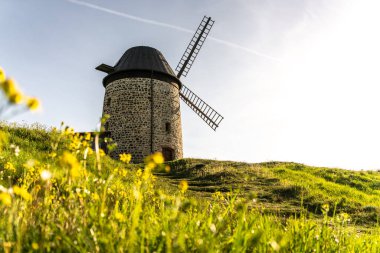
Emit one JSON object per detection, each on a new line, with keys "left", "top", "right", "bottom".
{"left": 0, "top": 192, "right": 11, "bottom": 206}
{"left": 152, "top": 152, "right": 164, "bottom": 164}
{"left": 115, "top": 212, "right": 126, "bottom": 222}
{"left": 119, "top": 153, "right": 132, "bottom": 163}
{"left": 85, "top": 132, "right": 91, "bottom": 141}
{"left": 86, "top": 147, "right": 94, "bottom": 156}
{"left": 64, "top": 127, "right": 75, "bottom": 136}
{"left": 144, "top": 152, "right": 164, "bottom": 170}
{"left": 179, "top": 180, "right": 188, "bottom": 193}
{"left": 322, "top": 204, "right": 330, "bottom": 213}
{"left": 145, "top": 161, "right": 156, "bottom": 170}
{"left": 92, "top": 193, "right": 100, "bottom": 201}
{"left": 3, "top": 242, "right": 12, "bottom": 252}
{"left": 212, "top": 191, "right": 224, "bottom": 201}
{"left": 0, "top": 66, "right": 6, "bottom": 83}
{"left": 26, "top": 97, "right": 40, "bottom": 111}
{"left": 31, "top": 242, "right": 39, "bottom": 250}
{"left": 1, "top": 78, "right": 17, "bottom": 96}
{"left": 9, "top": 92, "right": 23, "bottom": 104}
{"left": 49, "top": 152, "right": 57, "bottom": 158}
{"left": 70, "top": 167, "right": 80, "bottom": 178}
{"left": 13, "top": 186, "right": 32, "bottom": 201}
{"left": 61, "top": 152, "right": 78, "bottom": 166}
{"left": 4, "top": 162, "right": 16, "bottom": 173}
{"left": 0, "top": 131, "right": 8, "bottom": 151}
{"left": 60, "top": 152, "right": 81, "bottom": 179}
{"left": 99, "top": 149, "right": 106, "bottom": 157}
{"left": 142, "top": 171, "right": 151, "bottom": 181}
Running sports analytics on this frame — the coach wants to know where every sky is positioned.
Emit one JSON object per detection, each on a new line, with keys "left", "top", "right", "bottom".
{"left": 1, "top": 0, "right": 380, "bottom": 170}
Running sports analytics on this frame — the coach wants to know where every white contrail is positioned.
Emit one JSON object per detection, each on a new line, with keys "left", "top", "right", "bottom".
{"left": 66, "top": 0, "right": 281, "bottom": 62}
{"left": 207, "top": 37, "right": 282, "bottom": 62}
{"left": 66, "top": 0, "right": 194, "bottom": 34}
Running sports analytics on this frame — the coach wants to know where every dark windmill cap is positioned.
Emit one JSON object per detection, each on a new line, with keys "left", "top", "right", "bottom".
{"left": 96, "top": 46, "right": 181, "bottom": 88}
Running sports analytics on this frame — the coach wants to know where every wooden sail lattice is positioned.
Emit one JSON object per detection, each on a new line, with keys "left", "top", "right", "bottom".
{"left": 176, "top": 16, "right": 214, "bottom": 79}
{"left": 179, "top": 84, "right": 223, "bottom": 131}
{"left": 175, "top": 16, "right": 224, "bottom": 131}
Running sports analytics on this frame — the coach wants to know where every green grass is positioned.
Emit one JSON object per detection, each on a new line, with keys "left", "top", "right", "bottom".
{"left": 163, "top": 159, "right": 380, "bottom": 224}
{"left": 1, "top": 122, "right": 380, "bottom": 252}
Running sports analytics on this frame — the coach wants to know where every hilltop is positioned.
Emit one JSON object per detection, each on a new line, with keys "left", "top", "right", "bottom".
{"left": 160, "top": 159, "right": 380, "bottom": 225}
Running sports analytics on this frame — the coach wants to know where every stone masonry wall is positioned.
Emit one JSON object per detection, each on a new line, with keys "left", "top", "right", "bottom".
{"left": 102, "top": 77, "right": 183, "bottom": 163}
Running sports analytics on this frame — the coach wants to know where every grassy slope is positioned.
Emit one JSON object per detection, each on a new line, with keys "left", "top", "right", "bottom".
{"left": 161, "top": 159, "right": 380, "bottom": 225}
{"left": 2, "top": 124, "right": 380, "bottom": 252}
{"left": 3, "top": 123, "right": 380, "bottom": 225}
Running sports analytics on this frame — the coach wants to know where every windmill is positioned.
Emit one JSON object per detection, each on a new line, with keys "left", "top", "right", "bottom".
{"left": 96, "top": 16, "right": 223, "bottom": 162}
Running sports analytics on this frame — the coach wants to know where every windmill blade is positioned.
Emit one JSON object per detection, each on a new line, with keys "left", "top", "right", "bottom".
{"left": 176, "top": 16, "right": 214, "bottom": 79}
{"left": 180, "top": 84, "right": 223, "bottom": 131}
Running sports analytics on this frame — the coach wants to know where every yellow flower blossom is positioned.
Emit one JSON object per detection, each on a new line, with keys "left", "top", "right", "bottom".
{"left": 179, "top": 180, "right": 188, "bottom": 193}
{"left": 49, "top": 152, "right": 57, "bottom": 158}
{"left": 1, "top": 78, "right": 26, "bottom": 106}
{"left": 152, "top": 152, "right": 164, "bottom": 164}
{"left": 60, "top": 152, "right": 81, "bottom": 179}
{"left": 212, "top": 191, "right": 224, "bottom": 201}
{"left": 1, "top": 78, "right": 17, "bottom": 96}
{"left": 322, "top": 204, "right": 330, "bottom": 213}
{"left": 26, "top": 97, "right": 40, "bottom": 111}
{"left": 119, "top": 153, "right": 132, "bottom": 163}
{"left": 142, "top": 171, "right": 151, "bottom": 181}
{"left": 0, "top": 131, "right": 8, "bottom": 151}
{"left": 64, "top": 127, "right": 75, "bottom": 136}
{"left": 92, "top": 193, "right": 100, "bottom": 201}
{"left": 0, "top": 192, "right": 11, "bottom": 206}
{"left": 115, "top": 212, "right": 126, "bottom": 222}
{"left": 85, "top": 132, "right": 91, "bottom": 141}
{"left": 86, "top": 147, "right": 94, "bottom": 156}
{"left": 4, "top": 162, "right": 16, "bottom": 173}
{"left": 99, "top": 149, "right": 106, "bottom": 157}
{"left": 70, "top": 167, "right": 80, "bottom": 178}
{"left": 144, "top": 152, "right": 164, "bottom": 170}
{"left": 31, "top": 242, "right": 39, "bottom": 250}
{"left": 145, "top": 161, "right": 156, "bottom": 170}
{"left": 9, "top": 93, "right": 23, "bottom": 104}
{"left": 0, "top": 67, "right": 6, "bottom": 83}
{"left": 13, "top": 186, "right": 32, "bottom": 201}
{"left": 0, "top": 68, "right": 41, "bottom": 112}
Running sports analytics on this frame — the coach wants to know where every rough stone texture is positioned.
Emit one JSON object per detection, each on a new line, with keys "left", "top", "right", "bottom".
{"left": 102, "top": 77, "right": 183, "bottom": 163}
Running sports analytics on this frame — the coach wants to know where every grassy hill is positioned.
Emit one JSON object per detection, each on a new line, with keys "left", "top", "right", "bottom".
{"left": 161, "top": 159, "right": 380, "bottom": 225}
{"left": 1, "top": 123, "right": 380, "bottom": 252}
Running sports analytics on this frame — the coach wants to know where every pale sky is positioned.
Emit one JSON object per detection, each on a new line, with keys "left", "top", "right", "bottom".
{"left": 1, "top": 0, "right": 380, "bottom": 170}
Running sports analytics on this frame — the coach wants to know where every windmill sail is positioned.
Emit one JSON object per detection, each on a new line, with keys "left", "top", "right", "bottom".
{"left": 179, "top": 84, "right": 223, "bottom": 131}
{"left": 175, "top": 15, "right": 224, "bottom": 130}
{"left": 176, "top": 16, "right": 214, "bottom": 78}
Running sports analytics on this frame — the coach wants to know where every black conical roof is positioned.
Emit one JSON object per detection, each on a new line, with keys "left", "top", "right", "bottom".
{"left": 114, "top": 46, "right": 176, "bottom": 76}
{"left": 98, "top": 46, "right": 181, "bottom": 88}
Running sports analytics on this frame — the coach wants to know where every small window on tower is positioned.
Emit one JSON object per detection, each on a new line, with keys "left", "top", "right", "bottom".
{"left": 107, "top": 98, "right": 111, "bottom": 107}
{"left": 165, "top": 122, "right": 171, "bottom": 133}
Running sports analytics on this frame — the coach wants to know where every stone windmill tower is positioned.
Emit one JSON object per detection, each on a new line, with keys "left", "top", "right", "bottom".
{"left": 96, "top": 16, "right": 223, "bottom": 163}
